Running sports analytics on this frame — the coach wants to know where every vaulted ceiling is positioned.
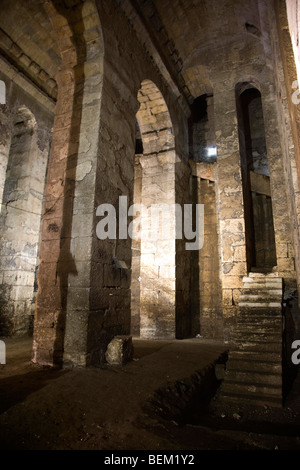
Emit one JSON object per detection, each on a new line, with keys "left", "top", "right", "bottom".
{"left": 153, "top": 0, "right": 261, "bottom": 64}
{"left": 0, "top": 0, "right": 267, "bottom": 105}
{"left": 0, "top": 0, "right": 60, "bottom": 100}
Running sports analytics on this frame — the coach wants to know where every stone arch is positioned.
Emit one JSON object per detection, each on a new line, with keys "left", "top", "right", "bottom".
{"left": 33, "top": 0, "right": 104, "bottom": 366}
{"left": 182, "top": 65, "right": 213, "bottom": 100}
{"left": 136, "top": 79, "right": 175, "bottom": 156}
{"left": 131, "top": 79, "right": 177, "bottom": 338}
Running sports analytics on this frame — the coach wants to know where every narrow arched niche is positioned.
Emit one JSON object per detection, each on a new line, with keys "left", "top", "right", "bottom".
{"left": 190, "top": 93, "right": 216, "bottom": 162}
{"left": 236, "top": 83, "right": 277, "bottom": 271}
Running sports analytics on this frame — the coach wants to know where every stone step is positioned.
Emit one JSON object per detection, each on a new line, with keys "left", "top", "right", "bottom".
{"left": 243, "top": 274, "right": 282, "bottom": 281}
{"left": 227, "top": 358, "right": 282, "bottom": 374}
{"left": 242, "top": 278, "right": 282, "bottom": 284}
{"left": 242, "top": 278, "right": 282, "bottom": 286}
{"left": 220, "top": 380, "right": 282, "bottom": 399}
{"left": 233, "top": 333, "right": 282, "bottom": 352}
{"left": 242, "top": 285, "right": 282, "bottom": 292}
{"left": 236, "top": 315, "right": 283, "bottom": 331}
{"left": 225, "top": 369, "right": 282, "bottom": 386}
{"left": 229, "top": 350, "right": 282, "bottom": 363}
{"left": 233, "top": 340, "right": 282, "bottom": 351}
{"left": 232, "top": 330, "right": 282, "bottom": 345}
{"left": 239, "top": 301, "right": 282, "bottom": 308}
{"left": 242, "top": 285, "right": 282, "bottom": 291}
{"left": 218, "top": 274, "right": 283, "bottom": 408}
{"left": 235, "top": 317, "right": 282, "bottom": 325}
{"left": 240, "top": 289, "right": 282, "bottom": 296}
{"left": 239, "top": 296, "right": 282, "bottom": 304}
{"left": 235, "top": 317, "right": 282, "bottom": 327}
{"left": 218, "top": 391, "right": 283, "bottom": 408}
{"left": 233, "top": 328, "right": 281, "bottom": 339}
{"left": 234, "top": 328, "right": 282, "bottom": 337}
{"left": 242, "top": 282, "right": 282, "bottom": 288}
{"left": 232, "top": 345, "right": 282, "bottom": 355}
{"left": 236, "top": 308, "right": 282, "bottom": 317}
{"left": 248, "top": 271, "right": 279, "bottom": 277}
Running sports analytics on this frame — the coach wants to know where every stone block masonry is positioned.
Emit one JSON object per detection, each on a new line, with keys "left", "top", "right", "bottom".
{"left": 105, "top": 335, "right": 134, "bottom": 366}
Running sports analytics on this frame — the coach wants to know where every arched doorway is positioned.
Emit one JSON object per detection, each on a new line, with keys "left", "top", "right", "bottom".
{"left": 131, "top": 79, "right": 177, "bottom": 338}
{"left": 236, "top": 84, "right": 277, "bottom": 272}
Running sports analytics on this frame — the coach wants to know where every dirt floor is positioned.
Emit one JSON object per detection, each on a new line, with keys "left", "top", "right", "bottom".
{"left": 0, "top": 335, "right": 300, "bottom": 453}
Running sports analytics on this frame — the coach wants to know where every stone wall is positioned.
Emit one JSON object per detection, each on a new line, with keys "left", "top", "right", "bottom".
{"left": 181, "top": 0, "right": 297, "bottom": 338}
{"left": 274, "top": 0, "right": 300, "bottom": 304}
{"left": 32, "top": 0, "right": 191, "bottom": 367}
{"left": 130, "top": 152, "right": 142, "bottom": 337}
{"left": 190, "top": 169, "right": 222, "bottom": 339}
{"left": 1, "top": 0, "right": 299, "bottom": 366}
{"left": 0, "top": 67, "right": 54, "bottom": 336}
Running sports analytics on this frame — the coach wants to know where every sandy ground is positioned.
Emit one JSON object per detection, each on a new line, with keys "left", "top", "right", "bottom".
{"left": 0, "top": 335, "right": 300, "bottom": 452}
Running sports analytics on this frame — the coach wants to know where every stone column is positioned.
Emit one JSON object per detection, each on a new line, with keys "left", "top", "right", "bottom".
{"left": 214, "top": 85, "right": 247, "bottom": 340}
{"left": 261, "top": 83, "right": 297, "bottom": 285}
{"left": 0, "top": 104, "right": 11, "bottom": 214}
{"left": 33, "top": 0, "right": 104, "bottom": 367}
{"left": 131, "top": 154, "right": 142, "bottom": 336}
{"left": 175, "top": 157, "right": 192, "bottom": 338}
{"left": 0, "top": 108, "right": 49, "bottom": 336}
{"left": 190, "top": 165, "right": 222, "bottom": 340}
{"left": 32, "top": 64, "right": 77, "bottom": 366}
{"left": 139, "top": 150, "right": 176, "bottom": 338}
{"left": 62, "top": 59, "right": 103, "bottom": 367}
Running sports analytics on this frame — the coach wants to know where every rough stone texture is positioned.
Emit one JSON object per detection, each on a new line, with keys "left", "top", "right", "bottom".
{"left": 0, "top": 72, "right": 53, "bottom": 337}
{"left": 0, "top": 0, "right": 299, "bottom": 385}
{"left": 130, "top": 153, "right": 142, "bottom": 337}
{"left": 216, "top": 273, "right": 284, "bottom": 408}
{"left": 190, "top": 175, "right": 223, "bottom": 340}
{"left": 105, "top": 335, "right": 134, "bottom": 366}
{"left": 274, "top": 0, "right": 300, "bottom": 302}
{"left": 175, "top": 158, "right": 192, "bottom": 339}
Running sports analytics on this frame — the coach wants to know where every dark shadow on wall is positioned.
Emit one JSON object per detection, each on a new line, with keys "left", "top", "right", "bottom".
{"left": 49, "top": 0, "right": 86, "bottom": 366}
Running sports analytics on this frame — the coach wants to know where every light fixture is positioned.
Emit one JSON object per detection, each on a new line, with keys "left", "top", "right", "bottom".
{"left": 207, "top": 146, "right": 217, "bottom": 158}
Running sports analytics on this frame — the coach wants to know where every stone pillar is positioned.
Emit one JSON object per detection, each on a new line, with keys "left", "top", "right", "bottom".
{"left": 0, "top": 108, "right": 49, "bottom": 336}
{"left": 139, "top": 150, "right": 176, "bottom": 338}
{"left": 32, "top": 0, "right": 104, "bottom": 367}
{"left": 131, "top": 154, "right": 142, "bottom": 336}
{"left": 32, "top": 64, "right": 77, "bottom": 366}
{"left": 133, "top": 79, "right": 177, "bottom": 339}
{"left": 214, "top": 86, "right": 247, "bottom": 340}
{"left": 175, "top": 158, "right": 192, "bottom": 338}
{"left": 62, "top": 58, "right": 103, "bottom": 367}
{"left": 260, "top": 84, "right": 297, "bottom": 285}
{"left": 0, "top": 103, "right": 11, "bottom": 214}
{"left": 192, "top": 170, "right": 222, "bottom": 339}
{"left": 274, "top": 0, "right": 300, "bottom": 300}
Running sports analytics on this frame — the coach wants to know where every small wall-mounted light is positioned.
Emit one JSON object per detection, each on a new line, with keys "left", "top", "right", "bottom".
{"left": 207, "top": 146, "right": 217, "bottom": 158}
{"left": 113, "top": 257, "right": 128, "bottom": 270}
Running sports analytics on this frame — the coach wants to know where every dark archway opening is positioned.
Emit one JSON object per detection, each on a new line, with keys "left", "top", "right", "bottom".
{"left": 236, "top": 85, "right": 277, "bottom": 272}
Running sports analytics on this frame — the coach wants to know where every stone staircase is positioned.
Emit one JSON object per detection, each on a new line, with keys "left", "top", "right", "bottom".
{"left": 217, "top": 271, "right": 284, "bottom": 408}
